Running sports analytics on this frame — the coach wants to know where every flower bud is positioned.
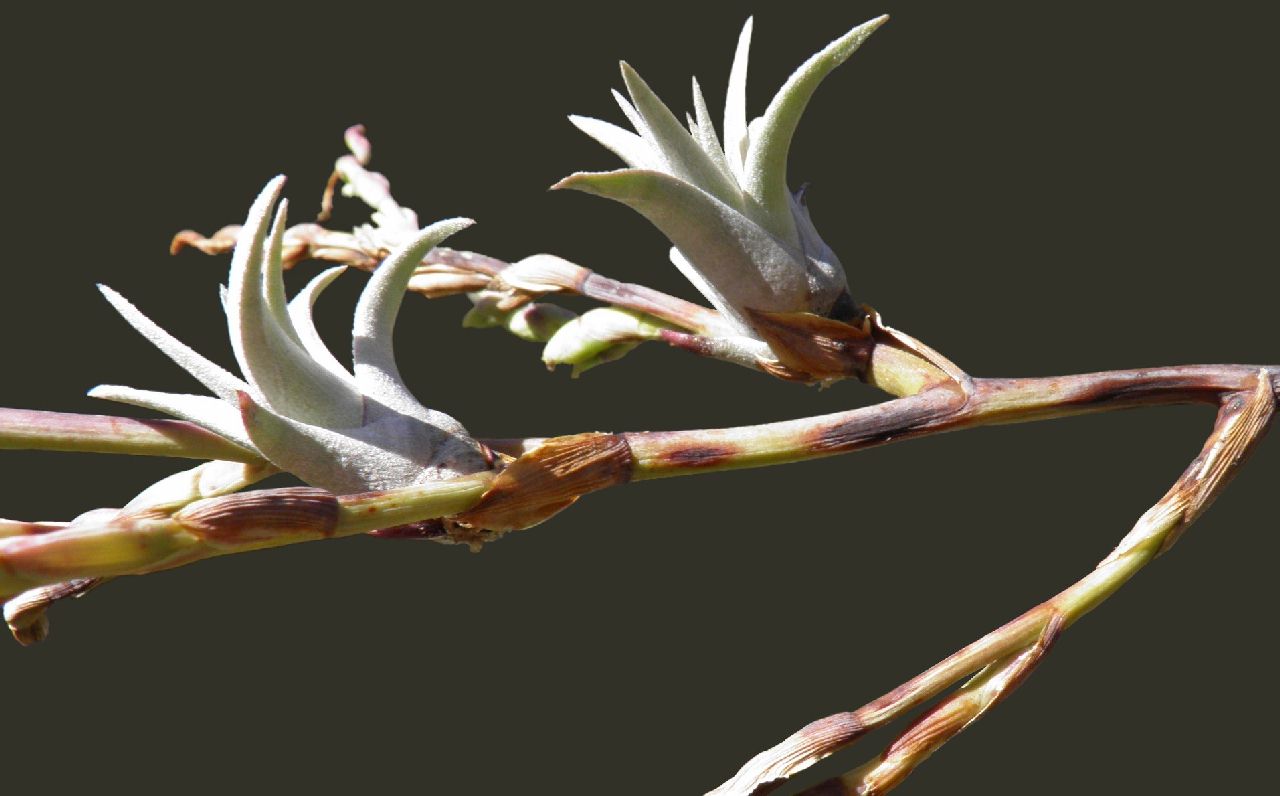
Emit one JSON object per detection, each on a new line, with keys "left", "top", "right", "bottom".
{"left": 464, "top": 296, "right": 576, "bottom": 343}
{"left": 542, "top": 307, "right": 668, "bottom": 376}
{"left": 493, "top": 254, "right": 590, "bottom": 295}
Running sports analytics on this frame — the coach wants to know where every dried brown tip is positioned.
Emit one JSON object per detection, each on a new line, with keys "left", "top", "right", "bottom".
{"left": 4, "top": 578, "right": 102, "bottom": 646}
{"left": 1157, "top": 370, "right": 1275, "bottom": 554}
{"left": 169, "top": 225, "right": 240, "bottom": 256}
{"left": 456, "top": 433, "right": 633, "bottom": 532}
{"left": 745, "top": 309, "right": 874, "bottom": 383}
{"left": 7, "top": 608, "right": 47, "bottom": 645}
{"left": 709, "top": 713, "right": 867, "bottom": 796}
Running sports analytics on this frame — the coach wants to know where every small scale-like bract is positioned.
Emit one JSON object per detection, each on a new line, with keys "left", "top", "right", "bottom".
{"left": 93, "top": 178, "right": 492, "bottom": 493}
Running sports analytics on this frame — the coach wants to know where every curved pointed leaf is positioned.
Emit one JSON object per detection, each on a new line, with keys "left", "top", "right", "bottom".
{"left": 620, "top": 62, "right": 743, "bottom": 211}
{"left": 226, "top": 178, "right": 364, "bottom": 428}
{"left": 690, "top": 77, "right": 734, "bottom": 180}
{"left": 286, "top": 265, "right": 358, "bottom": 386}
{"left": 723, "top": 17, "right": 753, "bottom": 180}
{"left": 667, "top": 247, "right": 739, "bottom": 331}
{"left": 554, "top": 169, "right": 809, "bottom": 325}
{"left": 262, "top": 198, "right": 304, "bottom": 346}
{"left": 239, "top": 392, "right": 485, "bottom": 493}
{"left": 352, "top": 218, "right": 473, "bottom": 418}
{"left": 610, "top": 89, "right": 646, "bottom": 135}
{"left": 97, "top": 284, "right": 247, "bottom": 402}
{"left": 88, "top": 385, "right": 257, "bottom": 451}
{"left": 569, "top": 115, "right": 657, "bottom": 169}
{"left": 743, "top": 15, "right": 888, "bottom": 245}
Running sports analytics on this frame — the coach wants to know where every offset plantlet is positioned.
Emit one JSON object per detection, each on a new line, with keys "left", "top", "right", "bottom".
{"left": 0, "top": 15, "right": 1274, "bottom": 796}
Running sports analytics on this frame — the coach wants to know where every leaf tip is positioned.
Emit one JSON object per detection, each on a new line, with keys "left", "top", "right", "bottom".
{"left": 550, "top": 172, "right": 588, "bottom": 192}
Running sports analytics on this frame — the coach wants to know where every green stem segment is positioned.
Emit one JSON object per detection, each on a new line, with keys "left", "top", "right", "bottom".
{"left": 0, "top": 472, "right": 493, "bottom": 599}
{"left": 628, "top": 365, "right": 1274, "bottom": 480}
{"left": 0, "top": 365, "right": 1274, "bottom": 660}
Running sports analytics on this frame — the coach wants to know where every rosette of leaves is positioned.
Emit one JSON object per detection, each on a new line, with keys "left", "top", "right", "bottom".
{"left": 92, "top": 177, "right": 492, "bottom": 494}
{"left": 556, "top": 16, "right": 887, "bottom": 363}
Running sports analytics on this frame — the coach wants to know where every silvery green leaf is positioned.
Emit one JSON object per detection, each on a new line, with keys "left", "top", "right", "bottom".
{"left": 87, "top": 385, "right": 256, "bottom": 451}
{"left": 564, "top": 17, "right": 880, "bottom": 341}
{"left": 225, "top": 177, "right": 364, "bottom": 428}
{"left": 555, "top": 169, "right": 809, "bottom": 329}
{"left": 238, "top": 392, "right": 480, "bottom": 493}
{"left": 788, "top": 189, "right": 846, "bottom": 302}
{"left": 743, "top": 15, "right": 888, "bottom": 245}
{"left": 690, "top": 77, "right": 733, "bottom": 180}
{"left": 569, "top": 115, "right": 659, "bottom": 170}
{"left": 620, "top": 63, "right": 744, "bottom": 211}
{"left": 611, "top": 89, "right": 647, "bottom": 137}
{"left": 723, "top": 17, "right": 754, "bottom": 180}
{"left": 286, "top": 266, "right": 359, "bottom": 387}
{"left": 667, "top": 247, "right": 738, "bottom": 331}
{"left": 352, "top": 217, "right": 474, "bottom": 420}
{"left": 99, "top": 175, "right": 491, "bottom": 494}
{"left": 97, "top": 284, "right": 247, "bottom": 403}
{"left": 262, "top": 199, "right": 305, "bottom": 347}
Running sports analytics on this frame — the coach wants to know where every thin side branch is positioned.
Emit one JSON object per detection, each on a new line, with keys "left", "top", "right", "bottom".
{"left": 711, "top": 370, "right": 1275, "bottom": 796}
{"left": 0, "top": 408, "right": 259, "bottom": 462}
{"left": 628, "top": 365, "right": 1274, "bottom": 479}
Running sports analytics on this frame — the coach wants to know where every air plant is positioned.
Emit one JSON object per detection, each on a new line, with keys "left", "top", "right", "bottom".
{"left": 553, "top": 16, "right": 885, "bottom": 368}
{"left": 1, "top": 13, "right": 1274, "bottom": 796}
{"left": 97, "top": 177, "right": 491, "bottom": 494}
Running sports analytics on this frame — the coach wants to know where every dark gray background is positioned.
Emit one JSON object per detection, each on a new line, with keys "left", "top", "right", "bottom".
{"left": 0, "top": 1, "right": 1274, "bottom": 793}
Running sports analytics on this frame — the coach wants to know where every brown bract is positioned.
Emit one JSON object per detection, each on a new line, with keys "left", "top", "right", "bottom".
{"left": 455, "top": 432, "right": 634, "bottom": 533}
{"left": 747, "top": 309, "right": 874, "bottom": 383}
{"left": 3, "top": 578, "right": 100, "bottom": 646}
{"left": 174, "top": 487, "right": 340, "bottom": 547}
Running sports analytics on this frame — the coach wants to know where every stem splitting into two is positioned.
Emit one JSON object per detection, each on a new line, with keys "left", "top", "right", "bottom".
{"left": 5, "top": 123, "right": 1275, "bottom": 795}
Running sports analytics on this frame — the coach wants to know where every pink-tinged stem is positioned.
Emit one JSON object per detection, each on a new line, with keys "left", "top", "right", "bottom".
{"left": 0, "top": 408, "right": 261, "bottom": 463}
{"left": 1, "top": 366, "right": 1274, "bottom": 628}
{"left": 0, "top": 473, "right": 494, "bottom": 599}
{"left": 3, "top": 367, "right": 1275, "bottom": 480}
{"left": 627, "top": 365, "right": 1277, "bottom": 480}
{"left": 795, "top": 616, "right": 1064, "bottom": 796}
{"left": 576, "top": 271, "right": 724, "bottom": 334}
{"left": 709, "top": 371, "right": 1276, "bottom": 796}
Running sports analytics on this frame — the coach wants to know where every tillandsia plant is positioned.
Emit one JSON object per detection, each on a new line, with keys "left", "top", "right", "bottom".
{"left": 1, "top": 11, "right": 1275, "bottom": 796}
